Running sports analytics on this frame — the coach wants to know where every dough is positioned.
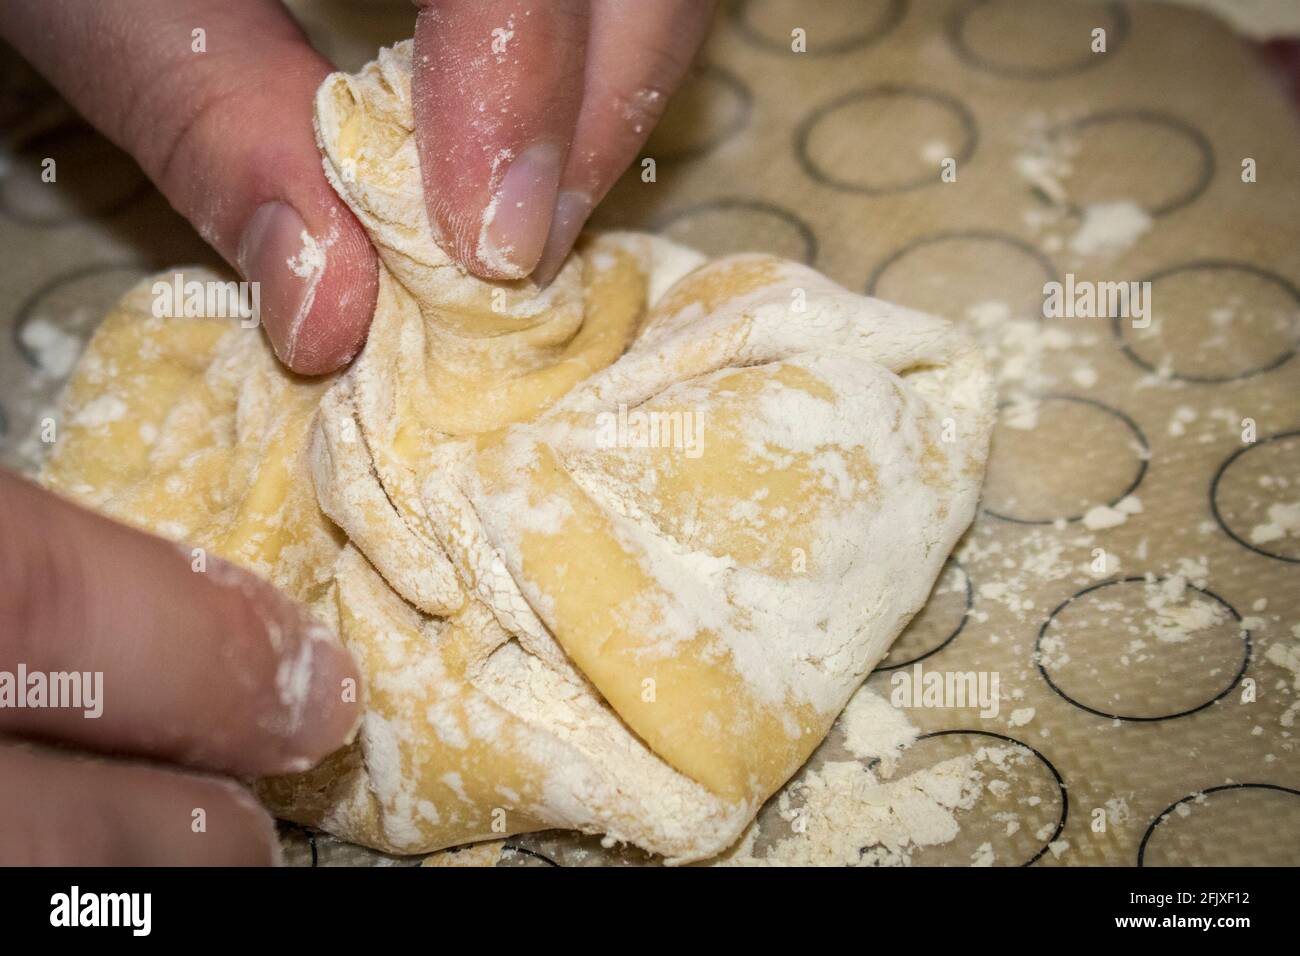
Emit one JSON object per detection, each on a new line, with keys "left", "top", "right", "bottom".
{"left": 41, "top": 41, "right": 994, "bottom": 862}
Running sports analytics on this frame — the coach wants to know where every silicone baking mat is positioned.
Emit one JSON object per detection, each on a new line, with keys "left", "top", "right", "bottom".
{"left": 1, "top": 0, "right": 1297, "bottom": 866}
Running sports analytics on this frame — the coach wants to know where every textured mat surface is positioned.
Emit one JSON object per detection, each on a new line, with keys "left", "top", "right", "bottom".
{"left": 1, "top": 0, "right": 1297, "bottom": 866}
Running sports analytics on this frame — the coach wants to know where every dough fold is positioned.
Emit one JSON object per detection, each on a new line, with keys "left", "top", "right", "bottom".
{"left": 42, "top": 40, "right": 994, "bottom": 862}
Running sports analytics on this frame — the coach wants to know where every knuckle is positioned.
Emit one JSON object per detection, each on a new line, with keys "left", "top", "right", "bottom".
{"left": 120, "top": 39, "right": 294, "bottom": 201}
{"left": 131, "top": 67, "right": 241, "bottom": 197}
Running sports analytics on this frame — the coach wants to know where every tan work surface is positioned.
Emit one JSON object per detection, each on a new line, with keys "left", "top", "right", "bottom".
{"left": 1, "top": 0, "right": 1296, "bottom": 866}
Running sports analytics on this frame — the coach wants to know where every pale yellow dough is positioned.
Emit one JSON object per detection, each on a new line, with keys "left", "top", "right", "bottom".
{"left": 41, "top": 41, "right": 994, "bottom": 862}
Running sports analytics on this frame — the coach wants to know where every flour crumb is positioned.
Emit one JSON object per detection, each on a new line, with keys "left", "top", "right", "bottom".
{"left": 1069, "top": 201, "right": 1152, "bottom": 256}
{"left": 286, "top": 230, "right": 326, "bottom": 279}
{"left": 1083, "top": 504, "right": 1127, "bottom": 530}
{"left": 1071, "top": 364, "right": 1098, "bottom": 388}
{"left": 1008, "top": 707, "right": 1036, "bottom": 728}
{"left": 1249, "top": 502, "right": 1300, "bottom": 544}
{"left": 838, "top": 688, "right": 919, "bottom": 766}
{"left": 20, "top": 317, "right": 83, "bottom": 378}
{"left": 1145, "top": 576, "right": 1227, "bottom": 644}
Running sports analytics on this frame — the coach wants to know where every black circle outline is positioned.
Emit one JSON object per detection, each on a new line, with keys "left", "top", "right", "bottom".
{"left": 0, "top": 120, "right": 153, "bottom": 226}
{"left": 11, "top": 262, "right": 152, "bottom": 372}
{"left": 500, "top": 843, "right": 562, "bottom": 867}
{"left": 730, "top": 0, "right": 908, "bottom": 57}
{"left": 1049, "top": 109, "right": 1214, "bottom": 217}
{"left": 648, "top": 63, "right": 752, "bottom": 166}
{"left": 276, "top": 823, "right": 320, "bottom": 867}
{"left": 1209, "top": 429, "right": 1300, "bottom": 564}
{"left": 651, "top": 196, "right": 819, "bottom": 266}
{"left": 795, "top": 84, "right": 978, "bottom": 195}
{"left": 946, "top": 0, "right": 1130, "bottom": 80}
{"left": 876, "top": 559, "right": 974, "bottom": 670}
{"left": 864, "top": 228, "right": 1060, "bottom": 308}
{"left": 1110, "top": 260, "right": 1298, "bottom": 384}
{"left": 982, "top": 394, "right": 1150, "bottom": 525}
{"left": 912, "top": 730, "right": 1069, "bottom": 867}
{"left": 1137, "top": 783, "right": 1300, "bottom": 866}
{"left": 1035, "top": 575, "right": 1252, "bottom": 722}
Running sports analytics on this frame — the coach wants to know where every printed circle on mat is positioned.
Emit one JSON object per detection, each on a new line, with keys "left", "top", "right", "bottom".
{"left": 653, "top": 198, "right": 818, "bottom": 265}
{"left": 982, "top": 395, "right": 1149, "bottom": 524}
{"left": 0, "top": 121, "right": 152, "bottom": 225}
{"left": 730, "top": 0, "right": 907, "bottom": 56}
{"left": 1036, "top": 577, "right": 1250, "bottom": 722}
{"left": 1049, "top": 110, "right": 1214, "bottom": 217}
{"left": 502, "top": 830, "right": 652, "bottom": 867}
{"left": 1113, "top": 262, "right": 1298, "bottom": 383}
{"left": 496, "top": 844, "right": 564, "bottom": 867}
{"left": 877, "top": 560, "right": 972, "bottom": 670}
{"left": 738, "top": 729, "right": 1066, "bottom": 866}
{"left": 796, "top": 85, "right": 977, "bottom": 194}
{"left": 886, "top": 731, "right": 1067, "bottom": 866}
{"left": 276, "top": 824, "right": 321, "bottom": 867}
{"left": 643, "top": 64, "right": 750, "bottom": 165}
{"left": 865, "top": 230, "right": 1057, "bottom": 323}
{"left": 1211, "top": 431, "right": 1300, "bottom": 564}
{"left": 947, "top": 0, "right": 1129, "bottom": 79}
{"left": 294, "top": 829, "right": 418, "bottom": 867}
{"left": 13, "top": 264, "right": 152, "bottom": 381}
{"left": 510, "top": 835, "right": 631, "bottom": 867}
{"left": 1139, "top": 785, "right": 1300, "bottom": 866}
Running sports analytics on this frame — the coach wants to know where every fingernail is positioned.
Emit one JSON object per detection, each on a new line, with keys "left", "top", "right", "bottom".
{"left": 237, "top": 202, "right": 326, "bottom": 367}
{"left": 532, "top": 189, "right": 593, "bottom": 287}
{"left": 238, "top": 575, "right": 363, "bottom": 774}
{"left": 478, "top": 143, "right": 563, "bottom": 278}
{"left": 271, "top": 616, "right": 363, "bottom": 773}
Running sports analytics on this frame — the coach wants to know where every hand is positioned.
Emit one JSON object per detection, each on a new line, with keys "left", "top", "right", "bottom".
{"left": 410, "top": 0, "right": 716, "bottom": 284}
{"left": 0, "top": 0, "right": 715, "bottom": 375}
{"left": 0, "top": 470, "right": 361, "bottom": 865}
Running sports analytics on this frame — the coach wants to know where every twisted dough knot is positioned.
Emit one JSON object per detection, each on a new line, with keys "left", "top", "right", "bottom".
{"left": 43, "top": 40, "right": 993, "bottom": 862}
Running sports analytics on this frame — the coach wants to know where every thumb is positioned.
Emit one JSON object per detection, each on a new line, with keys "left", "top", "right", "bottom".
{"left": 0, "top": 0, "right": 377, "bottom": 375}
{"left": 411, "top": 0, "right": 590, "bottom": 280}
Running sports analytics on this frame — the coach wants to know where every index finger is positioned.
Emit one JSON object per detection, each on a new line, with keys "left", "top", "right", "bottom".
{"left": 0, "top": 470, "right": 361, "bottom": 777}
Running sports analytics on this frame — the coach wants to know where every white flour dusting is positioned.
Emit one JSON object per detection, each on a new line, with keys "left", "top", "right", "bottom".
{"left": 718, "top": 744, "right": 1023, "bottom": 866}
{"left": 1069, "top": 201, "right": 1153, "bottom": 257}
{"left": 20, "top": 317, "right": 83, "bottom": 378}
{"left": 1250, "top": 502, "right": 1300, "bottom": 544}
